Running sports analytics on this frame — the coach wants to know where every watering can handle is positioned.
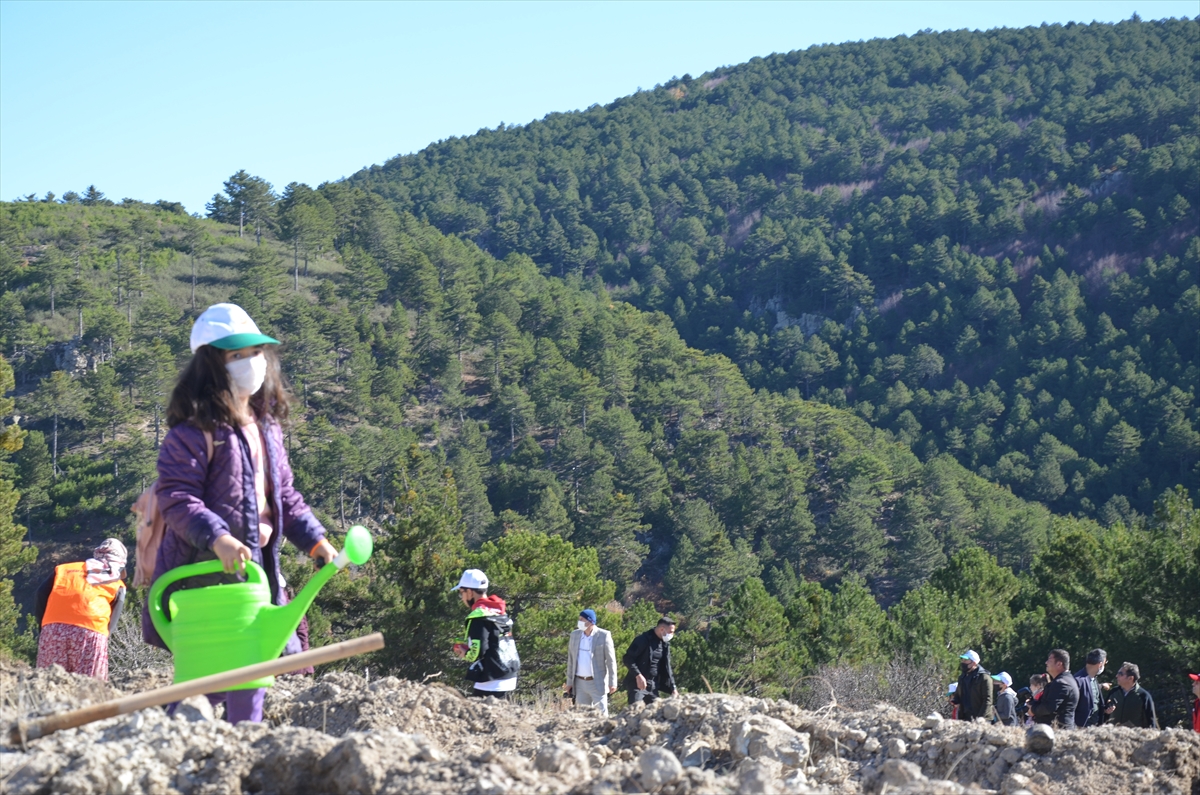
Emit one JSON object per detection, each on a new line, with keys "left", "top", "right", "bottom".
{"left": 148, "top": 559, "right": 268, "bottom": 641}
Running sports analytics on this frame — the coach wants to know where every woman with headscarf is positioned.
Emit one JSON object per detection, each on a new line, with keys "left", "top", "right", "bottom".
{"left": 34, "top": 538, "right": 128, "bottom": 680}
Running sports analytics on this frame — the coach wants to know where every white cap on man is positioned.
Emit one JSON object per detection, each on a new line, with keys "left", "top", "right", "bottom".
{"left": 960, "top": 649, "right": 980, "bottom": 664}
{"left": 452, "top": 569, "right": 489, "bottom": 592}
{"left": 991, "top": 671, "right": 1013, "bottom": 687}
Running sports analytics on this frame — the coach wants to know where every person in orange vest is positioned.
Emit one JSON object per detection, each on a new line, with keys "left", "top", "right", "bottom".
{"left": 34, "top": 538, "right": 127, "bottom": 680}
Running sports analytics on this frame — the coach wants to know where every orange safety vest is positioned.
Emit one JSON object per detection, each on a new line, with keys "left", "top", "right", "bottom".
{"left": 41, "top": 562, "right": 124, "bottom": 635}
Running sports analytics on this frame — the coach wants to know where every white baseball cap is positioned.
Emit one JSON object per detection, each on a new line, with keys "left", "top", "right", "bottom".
{"left": 452, "top": 569, "right": 488, "bottom": 592}
{"left": 991, "top": 671, "right": 1013, "bottom": 687}
{"left": 190, "top": 303, "right": 279, "bottom": 353}
{"left": 960, "top": 649, "right": 980, "bottom": 664}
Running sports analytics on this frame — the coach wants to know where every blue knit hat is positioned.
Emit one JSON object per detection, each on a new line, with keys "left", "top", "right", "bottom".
{"left": 579, "top": 609, "right": 597, "bottom": 624}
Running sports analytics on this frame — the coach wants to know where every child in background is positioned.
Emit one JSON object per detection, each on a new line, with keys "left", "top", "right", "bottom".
{"left": 142, "top": 304, "right": 336, "bottom": 724}
{"left": 1025, "top": 673, "right": 1051, "bottom": 726}
{"left": 947, "top": 683, "right": 959, "bottom": 720}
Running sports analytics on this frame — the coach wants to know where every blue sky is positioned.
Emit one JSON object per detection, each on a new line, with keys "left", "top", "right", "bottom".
{"left": 1, "top": 1, "right": 1195, "bottom": 214}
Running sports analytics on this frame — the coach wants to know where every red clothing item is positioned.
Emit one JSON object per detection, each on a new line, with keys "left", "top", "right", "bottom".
{"left": 1192, "top": 697, "right": 1200, "bottom": 732}
{"left": 37, "top": 623, "right": 110, "bottom": 679}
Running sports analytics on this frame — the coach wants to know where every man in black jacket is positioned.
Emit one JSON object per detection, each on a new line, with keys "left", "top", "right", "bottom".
{"left": 951, "top": 649, "right": 994, "bottom": 721}
{"left": 1032, "top": 648, "right": 1080, "bottom": 728}
{"left": 1105, "top": 662, "right": 1159, "bottom": 729}
{"left": 622, "top": 616, "right": 678, "bottom": 706}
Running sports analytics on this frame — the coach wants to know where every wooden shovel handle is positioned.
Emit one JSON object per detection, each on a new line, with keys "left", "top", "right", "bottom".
{"left": 9, "top": 632, "right": 384, "bottom": 745}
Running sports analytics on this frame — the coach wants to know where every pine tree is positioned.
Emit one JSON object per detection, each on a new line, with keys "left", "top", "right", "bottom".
{"left": 892, "top": 492, "right": 946, "bottom": 590}
{"left": 580, "top": 490, "right": 648, "bottom": 592}
{"left": 22, "top": 370, "right": 88, "bottom": 478}
{"left": 818, "top": 573, "right": 887, "bottom": 665}
{"left": 665, "top": 500, "right": 761, "bottom": 624}
{"left": 706, "top": 577, "right": 801, "bottom": 697}
{"left": 12, "top": 430, "right": 52, "bottom": 524}
{"left": 0, "top": 357, "right": 36, "bottom": 659}
{"left": 340, "top": 246, "right": 387, "bottom": 314}
{"left": 232, "top": 244, "right": 287, "bottom": 322}
{"left": 824, "top": 477, "right": 886, "bottom": 578}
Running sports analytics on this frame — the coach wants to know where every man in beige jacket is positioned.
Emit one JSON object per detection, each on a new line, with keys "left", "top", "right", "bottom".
{"left": 565, "top": 609, "right": 618, "bottom": 715}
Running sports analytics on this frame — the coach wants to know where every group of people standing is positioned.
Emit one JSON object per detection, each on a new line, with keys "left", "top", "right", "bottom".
{"left": 450, "top": 566, "right": 677, "bottom": 716}
{"left": 952, "top": 647, "right": 1199, "bottom": 731}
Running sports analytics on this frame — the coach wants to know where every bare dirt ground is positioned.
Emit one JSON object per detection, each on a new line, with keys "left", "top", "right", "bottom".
{"left": 2, "top": 660, "right": 1197, "bottom": 795}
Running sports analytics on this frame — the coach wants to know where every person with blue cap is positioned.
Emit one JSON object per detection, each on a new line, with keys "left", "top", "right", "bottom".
{"left": 565, "top": 608, "right": 618, "bottom": 715}
{"left": 951, "top": 649, "right": 993, "bottom": 721}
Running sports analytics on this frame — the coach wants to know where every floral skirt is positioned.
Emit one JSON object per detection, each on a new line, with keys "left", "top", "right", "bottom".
{"left": 37, "top": 623, "right": 110, "bottom": 680}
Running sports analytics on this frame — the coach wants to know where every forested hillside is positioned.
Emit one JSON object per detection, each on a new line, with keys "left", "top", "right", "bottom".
{"left": 351, "top": 17, "right": 1199, "bottom": 521}
{"left": 1, "top": 15, "right": 1197, "bottom": 723}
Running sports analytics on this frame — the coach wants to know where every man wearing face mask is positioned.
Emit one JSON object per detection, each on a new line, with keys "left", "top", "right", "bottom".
{"left": 622, "top": 616, "right": 678, "bottom": 706}
{"left": 950, "top": 649, "right": 994, "bottom": 722}
{"left": 565, "top": 609, "right": 618, "bottom": 715}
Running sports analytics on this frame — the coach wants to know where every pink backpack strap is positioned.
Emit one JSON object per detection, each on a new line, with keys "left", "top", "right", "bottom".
{"left": 132, "top": 486, "right": 163, "bottom": 588}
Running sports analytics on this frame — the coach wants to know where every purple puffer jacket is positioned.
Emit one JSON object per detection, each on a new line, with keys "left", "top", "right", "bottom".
{"left": 141, "top": 417, "right": 325, "bottom": 649}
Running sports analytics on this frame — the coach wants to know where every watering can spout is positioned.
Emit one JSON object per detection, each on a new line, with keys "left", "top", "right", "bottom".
{"left": 263, "top": 525, "right": 374, "bottom": 660}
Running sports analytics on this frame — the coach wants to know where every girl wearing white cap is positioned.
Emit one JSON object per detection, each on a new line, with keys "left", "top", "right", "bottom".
{"left": 142, "top": 303, "right": 336, "bottom": 724}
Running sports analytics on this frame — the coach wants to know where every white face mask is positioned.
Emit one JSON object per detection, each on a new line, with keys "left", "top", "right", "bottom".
{"left": 662, "top": 632, "right": 674, "bottom": 643}
{"left": 226, "top": 354, "right": 267, "bottom": 397}
{"left": 577, "top": 621, "right": 588, "bottom": 631}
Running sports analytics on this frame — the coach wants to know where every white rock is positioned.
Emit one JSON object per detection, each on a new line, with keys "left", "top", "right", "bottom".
{"left": 639, "top": 746, "right": 683, "bottom": 789}
{"left": 886, "top": 737, "right": 907, "bottom": 758}
{"left": 682, "top": 743, "right": 713, "bottom": 768}
{"left": 736, "top": 759, "right": 780, "bottom": 795}
{"left": 880, "top": 758, "right": 925, "bottom": 786}
{"left": 729, "top": 715, "right": 811, "bottom": 768}
{"left": 1003, "top": 773, "right": 1033, "bottom": 794}
{"left": 533, "top": 740, "right": 589, "bottom": 779}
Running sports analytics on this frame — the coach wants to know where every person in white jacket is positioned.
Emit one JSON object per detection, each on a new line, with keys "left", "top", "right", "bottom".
{"left": 565, "top": 609, "right": 618, "bottom": 715}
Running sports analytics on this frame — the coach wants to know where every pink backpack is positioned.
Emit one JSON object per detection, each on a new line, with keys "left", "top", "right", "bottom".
{"left": 131, "top": 430, "right": 212, "bottom": 587}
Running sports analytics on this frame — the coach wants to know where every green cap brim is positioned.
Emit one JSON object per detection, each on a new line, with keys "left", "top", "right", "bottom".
{"left": 208, "top": 332, "right": 280, "bottom": 350}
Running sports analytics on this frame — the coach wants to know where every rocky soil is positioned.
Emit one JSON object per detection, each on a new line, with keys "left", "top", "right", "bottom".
{"left": 2, "top": 661, "right": 1197, "bottom": 795}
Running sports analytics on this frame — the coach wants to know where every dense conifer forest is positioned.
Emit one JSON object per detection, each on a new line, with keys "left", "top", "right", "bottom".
{"left": 1, "top": 17, "right": 1197, "bottom": 722}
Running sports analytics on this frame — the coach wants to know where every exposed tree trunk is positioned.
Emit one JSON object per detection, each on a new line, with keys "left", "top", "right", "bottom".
{"left": 51, "top": 413, "right": 58, "bottom": 479}
{"left": 190, "top": 250, "right": 197, "bottom": 311}
{"left": 294, "top": 239, "right": 300, "bottom": 291}
{"left": 239, "top": 209, "right": 244, "bottom": 238}
{"left": 339, "top": 473, "right": 346, "bottom": 528}
{"left": 49, "top": 284, "right": 55, "bottom": 317}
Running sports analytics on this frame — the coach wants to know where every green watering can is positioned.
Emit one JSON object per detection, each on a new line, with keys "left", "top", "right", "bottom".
{"left": 149, "top": 525, "right": 373, "bottom": 689}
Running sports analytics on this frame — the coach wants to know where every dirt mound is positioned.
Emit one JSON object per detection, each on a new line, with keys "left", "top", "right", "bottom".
{"left": 2, "top": 661, "right": 1197, "bottom": 794}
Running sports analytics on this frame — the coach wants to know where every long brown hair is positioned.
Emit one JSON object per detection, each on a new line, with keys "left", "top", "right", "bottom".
{"left": 166, "top": 345, "right": 292, "bottom": 430}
